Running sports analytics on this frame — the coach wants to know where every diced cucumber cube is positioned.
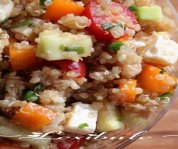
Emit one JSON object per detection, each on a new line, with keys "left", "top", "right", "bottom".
{"left": 137, "top": 6, "right": 163, "bottom": 21}
{"left": 35, "top": 30, "right": 93, "bottom": 62}
{"left": 97, "top": 104, "right": 124, "bottom": 132}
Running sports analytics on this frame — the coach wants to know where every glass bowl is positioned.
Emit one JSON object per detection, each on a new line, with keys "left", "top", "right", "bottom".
{"left": 81, "top": 0, "right": 178, "bottom": 148}
{"left": 0, "top": 1, "right": 178, "bottom": 149}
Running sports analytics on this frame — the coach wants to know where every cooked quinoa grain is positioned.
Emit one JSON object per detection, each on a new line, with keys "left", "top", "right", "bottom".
{"left": 0, "top": 0, "right": 178, "bottom": 148}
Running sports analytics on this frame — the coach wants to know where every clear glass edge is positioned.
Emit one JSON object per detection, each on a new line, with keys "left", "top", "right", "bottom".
{"left": 117, "top": 1, "right": 178, "bottom": 148}
{"left": 118, "top": 87, "right": 178, "bottom": 149}
{"left": 0, "top": 1, "right": 178, "bottom": 148}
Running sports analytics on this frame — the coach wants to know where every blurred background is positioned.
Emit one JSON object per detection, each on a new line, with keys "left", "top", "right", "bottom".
{"left": 126, "top": 1, "right": 178, "bottom": 148}
{"left": 126, "top": 98, "right": 178, "bottom": 149}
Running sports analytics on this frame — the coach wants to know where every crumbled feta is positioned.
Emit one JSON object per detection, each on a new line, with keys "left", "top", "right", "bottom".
{"left": 0, "top": 0, "right": 14, "bottom": 22}
{"left": 140, "top": 32, "right": 178, "bottom": 66}
{"left": 64, "top": 102, "right": 98, "bottom": 135}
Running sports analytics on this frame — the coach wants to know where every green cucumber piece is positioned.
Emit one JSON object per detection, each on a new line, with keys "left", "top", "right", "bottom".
{"left": 97, "top": 104, "right": 124, "bottom": 132}
{"left": 137, "top": 6, "right": 163, "bottom": 21}
{"left": 35, "top": 30, "right": 93, "bottom": 62}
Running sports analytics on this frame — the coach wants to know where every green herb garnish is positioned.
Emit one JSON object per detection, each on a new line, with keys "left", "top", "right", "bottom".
{"left": 60, "top": 45, "right": 85, "bottom": 54}
{"left": 129, "top": 5, "right": 138, "bottom": 12}
{"left": 118, "top": 23, "right": 125, "bottom": 29}
{"left": 159, "top": 92, "right": 173, "bottom": 100}
{"left": 34, "top": 83, "right": 44, "bottom": 93}
{"left": 102, "top": 23, "right": 125, "bottom": 30}
{"left": 160, "top": 69, "right": 166, "bottom": 74}
{"left": 64, "top": 47, "right": 85, "bottom": 54}
{"left": 11, "top": 20, "right": 34, "bottom": 28}
{"left": 102, "top": 23, "right": 116, "bottom": 30}
{"left": 108, "top": 41, "right": 125, "bottom": 52}
{"left": 23, "top": 90, "right": 39, "bottom": 102}
{"left": 78, "top": 123, "right": 89, "bottom": 129}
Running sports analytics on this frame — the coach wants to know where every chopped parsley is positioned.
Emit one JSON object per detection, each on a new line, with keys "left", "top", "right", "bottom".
{"left": 117, "top": 23, "right": 125, "bottom": 29}
{"left": 34, "top": 83, "right": 44, "bottom": 93}
{"left": 11, "top": 20, "right": 34, "bottom": 28}
{"left": 102, "top": 23, "right": 116, "bottom": 30}
{"left": 23, "top": 90, "right": 39, "bottom": 102}
{"left": 22, "top": 83, "right": 44, "bottom": 103}
{"left": 60, "top": 45, "right": 85, "bottom": 54}
{"left": 159, "top": 92, "right": 173, "bottom": 100}
{"left": 160, "top": 69, "right": 166, "bottom": 74}
{"left": 129, "top": 5, "right": 138, "bottom": 12}
{"left": 102, "top": 23, "right": 124, "bottom": 30}
{"left": 78, "top": 123, "right": 89, "bottom": 129}
{"left": 108, "top": 41, "right": 125, "bottom": 52}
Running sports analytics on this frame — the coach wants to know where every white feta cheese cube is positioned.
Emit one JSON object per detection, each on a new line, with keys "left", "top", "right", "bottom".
{"left": 140, "top": 32, "right": 178, "bottom": 66}
{"left": 0, "top": 0, "right": 14, "bottom": 22}
{"left": 64, "top": 102, "right": 98, "bottom": 135}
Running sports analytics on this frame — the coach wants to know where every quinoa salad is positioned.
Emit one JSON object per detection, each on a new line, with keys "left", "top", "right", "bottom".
{"left": 0, "top": 0, "right": 178, "bottom": 148}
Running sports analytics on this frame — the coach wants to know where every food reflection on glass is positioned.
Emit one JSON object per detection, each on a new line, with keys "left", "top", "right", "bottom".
{"left": 0, "top": 0, "right": 178, "bottom": 148}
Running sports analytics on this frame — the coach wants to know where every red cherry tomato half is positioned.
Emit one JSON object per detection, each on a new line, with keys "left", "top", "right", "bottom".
{"left": 52, "top": 136, "right": 86, "bottom": 149}
{"left": 57, "top": 137, "right": 85, "bottom": 149}
{"left": 83, "top": 0, "right": 138, "bottom": 41}
{"left": 52, "top": 60, "right": 87, "bottom": 77}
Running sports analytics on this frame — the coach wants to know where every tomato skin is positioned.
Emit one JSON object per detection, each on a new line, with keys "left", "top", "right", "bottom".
{"left": 52, "top": 60, "right": 87, "bottom": 77}
{"left": 83, "top": 0, "right": 138, "bottom": 41}
{"left": 52, "top": 136, "right": 86, "bottom": 149}
{"left": 57, "top": 138, "right": 85, "bottom": 149}
{"left": 83, "top": 0, "right": 112, "bottom": 41}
